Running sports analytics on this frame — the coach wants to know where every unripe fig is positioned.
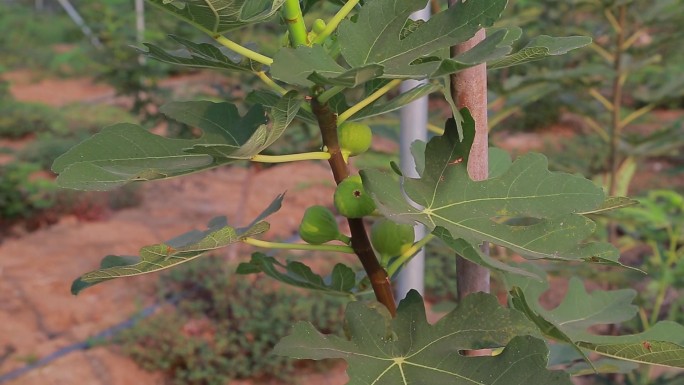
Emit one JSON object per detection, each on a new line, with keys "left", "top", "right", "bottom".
{"left": 338, "top": 122, "right": 372, "bottom": 158}
{"left": 333, "top": 176, "right": 376, "bottom": 218}
{"left": 299, "top": 205, "right": 341, "bottom": 244}
{"left": 371, "top": 219, "right": 415, "bottom": 257}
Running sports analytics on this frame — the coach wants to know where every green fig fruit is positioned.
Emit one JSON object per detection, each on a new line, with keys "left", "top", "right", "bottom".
{"left": 299, "top": 205, "right": 341, "bottom": 244}
{"left": 370, "top": 219, "right": 415, "bottom": 257}
{"left": 338, "top": 122, "right": 372, "bottom": 158}
{"left": 333, "top": 176, "right": 376, "bottom": 218}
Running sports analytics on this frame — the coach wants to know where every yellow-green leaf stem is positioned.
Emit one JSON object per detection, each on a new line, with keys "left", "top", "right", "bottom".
{"left": 582, "top": 116, "right": 610, "bottom": 141}
{"left": 255, "top": 71, "right": 288, "bottom": 95}
{"left": 282, "top": 0, "right": 308, "bottom": 46}
{"left": 317, "top": 85, "right": 346, "bottom": 104}
{"left": 337, "top": 79, "right": 402, "bottom": 124}
{"left": 337, "top": 233, "right": 352, "bottom": 245}
{"left": 250, "top": 152, "right": 331, "bottom": 163}
{"left": 619, "top": 103, "right": 655, "bottom": 129}
{"left": 604, "top": 8, "right": 623, "bottom": 34}
{"left": 387, "top": 234, "right": 435, "bottom": 277}
{"left": 589, "top": 88, "right": 614, "bottom": 111}
{"left": 242, "top": 237, "right": 354, "bottom": 253}
{"left": 427, "top": 123, "right": 444, "bottom": 135}
{"left": 312, "top": 0, "right": 361, "bottom": 45}
{"left": 590, "top": 42, "right": 615, "bottom": 63}
{"left": 212, "top": 34, "right": 274, "bottom": 66}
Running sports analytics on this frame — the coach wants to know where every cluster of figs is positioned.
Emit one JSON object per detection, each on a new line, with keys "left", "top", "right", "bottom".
{"left": 297, "top": 122, "right": 416, "bottom": 264}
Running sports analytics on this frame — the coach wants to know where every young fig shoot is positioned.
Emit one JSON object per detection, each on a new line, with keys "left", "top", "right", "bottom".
{"left": 308, "top": 18, "right": 327, "bottom": 44}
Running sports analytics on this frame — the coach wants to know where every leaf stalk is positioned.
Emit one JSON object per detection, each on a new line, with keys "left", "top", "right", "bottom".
{"left": 337, "top": 79, "right": 402, "bottom": 124}
{"left": 387, "top": 234, "right": 435, "bottom": 277}
{"left": 251, "top": 152, "right": 331, "bottom": 163}
{"left": 313, "top": 0, "right": 361, "bottom": 45}
{"left": 317, "top": 86, "right": 346, "bottom": 104}
{"left": 242, "top": 237, "right": 354, "bottom": 253}
{"left": 255, "top": 71, "right": 288, "bottom": 95}
{"left": 212, "top": 34, "right": 273, "bottom": 65}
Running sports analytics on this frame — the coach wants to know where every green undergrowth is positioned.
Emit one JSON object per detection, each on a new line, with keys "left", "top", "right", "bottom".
{"left": 0, "top": 100, "right": 60, "bottom": 139}
{"left": 118, "top": 257, "right": 348, "bottom": 385}
{"left": 0, "top": 91, "right": 142, "bottom": 229}
{"left": 0, "top": 5, "right": 83, "bottom": 71}
{"left": 15, "top": 104, "right": 137, "bottom": 169}
{"left": 0, "top": 160, "right": 142, "bottom": 234}
{"left": 0, "top": 162, "right": 57, "bottom": 221}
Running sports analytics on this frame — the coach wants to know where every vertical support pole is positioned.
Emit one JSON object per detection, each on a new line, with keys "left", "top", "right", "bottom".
{"left": 449, "top": 23, "right": 490, "bottom": 298}
{"left": 135, "top": 0, "right": 146, "bottom": 65}
{"left": 55, "top": 0, "right": 103, "bottom": 49}
{"left": 395, "top": 4, "right": 431, "bottom": 301}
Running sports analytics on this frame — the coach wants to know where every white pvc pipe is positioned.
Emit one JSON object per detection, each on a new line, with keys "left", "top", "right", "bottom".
{"left": 395, "top": 4, "right": 431, "bottom": 301}
{"left": 55, "top": 0, "right": 103, "bottom": 49}
{"left": 136, "top": 0, "right": 146, "bottom": 65}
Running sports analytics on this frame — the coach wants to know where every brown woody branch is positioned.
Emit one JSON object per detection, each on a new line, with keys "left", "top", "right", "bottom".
{"left": 311, "top": 99, "right": 397, "bottom": 316}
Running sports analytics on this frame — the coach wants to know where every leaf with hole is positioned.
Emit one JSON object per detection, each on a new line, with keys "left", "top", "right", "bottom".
{"left": 275, "top": 290, "right": 571, "bottom": 385}
{"left": 505, "top": 266, "right": 684, "bottom": 368}
{"left": 362, "top": 109, "right": 622, "bottom": 266}
{"left": 271, "top": 0, "right": 508, "bottom": 85}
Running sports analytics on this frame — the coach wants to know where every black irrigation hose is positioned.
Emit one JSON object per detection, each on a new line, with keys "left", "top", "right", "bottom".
{"left": 0, "top": 234, "right": 303, "bottom": 384}
{"left": 0, "top": 304, "right": 160, "bottom": 384}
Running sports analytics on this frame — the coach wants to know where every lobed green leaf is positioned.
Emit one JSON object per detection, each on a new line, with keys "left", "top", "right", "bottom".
{"left": 272, "top": 0, "right": 590, "bottom": 89}
{"left": 272, "top": 0, "right": 509, "bottom": 85}
{"left": 140, "top": 35, "right": 258, "bottom": 73}
{"left": 147, "top": 0, "right": 285, "bottom": 33}
{"left": 489, "top": 35, "right": 592, "bottom": 70}
{"left": 53, "top": 92, "right": 301, "bottom": 190}
{"left": 275, "top": 290, "right": 572, "bottom": 385}
{"left": 362, "top": 109, "right": 623, "bottom": 267}
{"left": 506, "top": 267, "right": 684, "bottom": 369}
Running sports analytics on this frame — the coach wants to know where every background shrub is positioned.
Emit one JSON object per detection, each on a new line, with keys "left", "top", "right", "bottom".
{"left": 0, "top": 100, "right": 60, "bottom": 138}
{"left": 0, "top": 162, "right": 57, "bottom": 221}
{"left": 118, "top": 257, "right": 348, "bottom": 385}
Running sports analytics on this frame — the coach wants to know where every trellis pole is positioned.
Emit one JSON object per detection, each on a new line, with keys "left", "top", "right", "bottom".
{"left": 395, "top": 4, "right": 431, "bottom": 300}
{"left": 55, "top": 0, "right": 103, "bottom": 49}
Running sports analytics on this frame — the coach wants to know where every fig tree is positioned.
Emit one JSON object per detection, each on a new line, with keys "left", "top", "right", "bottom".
{"left": 333, "top": 175, "right": 375, "bottom": 218}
